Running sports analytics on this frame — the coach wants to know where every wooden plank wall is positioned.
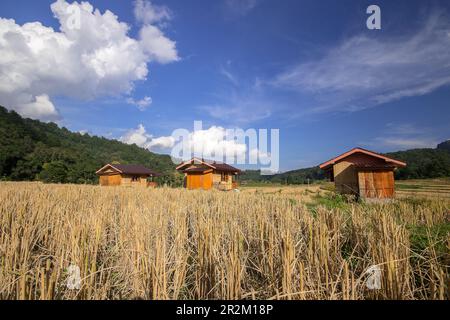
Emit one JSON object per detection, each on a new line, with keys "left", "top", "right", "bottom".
{"left": 121, "top": 175, "right": 148, "bottom": 187}
{"left": 203, "top": 173, "right": 212, "bottom": 190}
{"left": 358, "top": 171, "right": 394, "bottom": 198}
{"left": 187, "top": 173, "right": 212, "bottom": 190}
{"left": 187, "top": 174, "right": 200, "bottom": 189}
{"left": 333, "top": 161, "right": 359, "bottom": 195}
{"left": 212, "top": 172, "right": 234, "bottom": 191}
{"left": 99, "top": 174, "right": 121, "bottom": 186}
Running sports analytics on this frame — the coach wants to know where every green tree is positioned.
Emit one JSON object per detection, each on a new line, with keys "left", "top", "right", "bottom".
{"left": 39, "top": 161, "right": 68, "bottom": 183}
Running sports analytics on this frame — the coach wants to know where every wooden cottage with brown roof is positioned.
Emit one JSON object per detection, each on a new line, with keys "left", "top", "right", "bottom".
{"left": 96, "top": 164, "right": 160, "bottom": 187}
{"left": 319, "top": 148, "right": 406, "bottom": 199}
{"left": 176, "top": 158, "right": 241, "bottom": 191}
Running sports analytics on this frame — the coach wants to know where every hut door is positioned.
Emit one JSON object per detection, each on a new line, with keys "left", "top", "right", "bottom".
{"left": 100, "top": 174, "right": 121, "bottom": 186}
{"left": 375, "top": 171, "right": 394, "bottom": 198}
{"left": 187, "top": 174, "right": 201, "bottom": 189}
{"left": 187, "top": 173, "right": 212, "bottom": 190}
{"left": 202, "top": 173, "right": 212, "bottom": 190}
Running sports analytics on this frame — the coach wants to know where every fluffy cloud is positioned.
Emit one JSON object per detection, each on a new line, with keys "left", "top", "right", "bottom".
{"left": 15, "top": 94, "right": 59, "bottom": 120}
{"left": 121, "top": 123, "right": 278, "bottom": 172}
{"left": 139, "top": 25, "right": 179, "bottom": 64}
{"left": 133, "top": 0, "right": 179, "bottom": 64}
{"left": 120, "top": 124, "right": 175, "bottom": 151}
{"left": 181, "top": 125, "right": 247, "bottom": 160}
{"left": 120, "top": 124, "right": 254, "bottom": 160}
{"left": 0, "top": 0, "right": 179, "bottom": 120}
{"left": 120, "top": 124, "right": 247, "bottom": 156}
{"left": 134, "top": 0, "right": 172, "bottom": 25}
{"left": 120, "top": 124, "right": 151, "bottom": 147}
{"left": 148, "top": 135, "right": 177, "bottom": 150}
{"left": 173, "top": 125, "right": 278, "bottom": 171}
{"left": 274, "top": 11, "right": 450, "bottom": 113}
{"left": 126, "top": 96, "right": 152, "bottom": 111}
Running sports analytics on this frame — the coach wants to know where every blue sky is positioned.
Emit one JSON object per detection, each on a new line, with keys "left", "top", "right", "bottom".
{"left": 0, "top": 0, "right": 449, "bottom": 172}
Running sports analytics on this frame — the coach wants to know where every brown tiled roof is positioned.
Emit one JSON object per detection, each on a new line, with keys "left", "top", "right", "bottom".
{"left": 97, "top": 164, "right": 161, "bottom": 176}
{"left": 176, "top": 158, "right": 241, "bottom": 173}
{"left": 211, "top": 162, "right": 241, "bottom": 173}
{"left": 183, "top": 167, "right": 213, "bottom": 173}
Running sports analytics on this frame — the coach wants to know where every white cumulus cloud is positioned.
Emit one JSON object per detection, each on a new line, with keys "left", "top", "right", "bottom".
{"left": 15, "top": 94, "right": 59, "bottom": 120}
{"left": 120, "top": 124, "right": 251, "bottom": 160}
{"left": 134, "top": 0, "right": 172, "bottom": 25}
{"left": 0, "top": 0, "right": 179, "bottom": 121}
{"left": 121, "top": 123, "right": 276, "bottom": 170}
{"left": 120, "top": 124, "right": 175, "bottom": 151}
{"left": 139, "top": 24, "right": 179, "bottom": 64}
{"left": 148, "top": 135, "right": 177, "bottom": 150}
{"left": 183, "top": 125, "right": 247, "bottom": 160}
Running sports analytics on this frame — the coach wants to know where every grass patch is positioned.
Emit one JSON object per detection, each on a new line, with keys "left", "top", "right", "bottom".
{"left": 408, "top": 222, "right": 450, "bottom": 257}
{"left": 306, "top": 192, "right": 356, "bottom": 217}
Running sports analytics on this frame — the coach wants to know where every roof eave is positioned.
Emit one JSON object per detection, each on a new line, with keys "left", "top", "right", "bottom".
{"left": 319, "top": 148, "right": 407, "bottom": 170}
{"left": 176, "top": 158, "right": 216, "bottom": 171}
{"left": 96, "top": 164, "right": 123, "bottom": 175}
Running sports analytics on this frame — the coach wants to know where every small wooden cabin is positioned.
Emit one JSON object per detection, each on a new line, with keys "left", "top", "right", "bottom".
{"left": 96, "top": 164, "right": 160, "bottom": 187}
{"left": 176, "top": 158, "right": 241, "bottom": 191}
{"left": 319, "top": 148, "right": 406, "bottom": 199}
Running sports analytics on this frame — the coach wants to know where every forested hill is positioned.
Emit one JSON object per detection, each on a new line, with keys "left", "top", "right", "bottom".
{"left": 241, "top": 140, "right": 450, "bottom": 184}
{"left": 385, "top": 144, "right": 450, "bottom": 179}
{"left": 0, "top": 106, "right": 178, "bottom": 184}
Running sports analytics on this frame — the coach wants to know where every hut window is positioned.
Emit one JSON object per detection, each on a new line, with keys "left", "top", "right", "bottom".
{"left": 131, "top": 176, "right": 140, "bottom": 182}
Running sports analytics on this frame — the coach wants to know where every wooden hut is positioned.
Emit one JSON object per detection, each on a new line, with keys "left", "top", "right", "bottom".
{"left": 176, "top": 158, "right": 241, "bottom": 191}
{"left": 319, "top": 148, "right": 406, "bottom": 199}
{"left": 96, "top": 164, "right": 160, "bottom": 187}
